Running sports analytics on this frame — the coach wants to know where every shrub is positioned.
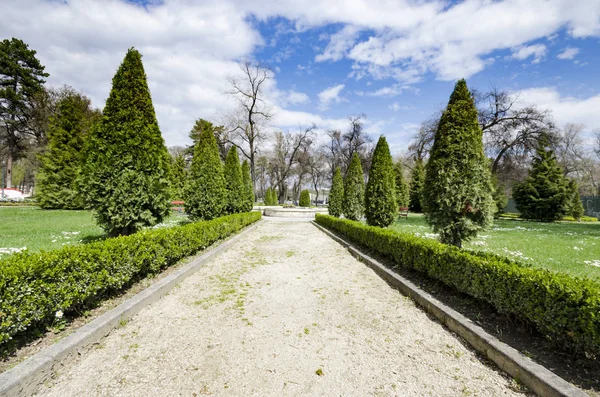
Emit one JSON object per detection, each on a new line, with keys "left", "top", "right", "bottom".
{"left": 264, "top": 187, "right": 277, "bottom": 206}
{"left": 170, "top": 153, "right": 187, "bottom": 201}
{"left": 299, "top": 189, "right": 311, "bottom": 207}
{"left": 343, "top": 153, "right": 365, "bottom": 221}
{"left": 568, "top": 180, "right": 584, "bottom": 221}
{"left": 316, "top": 214, "right": 600, "bottom": 357}
{"left": 80, "top": 48, "right": 172, "bottom": 236}
{"left": 408, "top": 159, "right": 425, "bottom": 213}
{"left": 0, "top": 211, "right": 261, "bottom": 354}
{"left": 328, "top": 167, "right": 344, "bottom": 217}
{"left": 513, "top": 143, "right": 569, "bottom": 222}
{"left": 223, "top": 146, "right": 245, "bottom": 214}
{"left": 184, "top": 119, "right": 226, "bottom": 221}
{"left": 365, "top": 136, "right": 396, "bottom": 227}
{"left": 241, "top": 160, "right": 254, "bottom": 212}
{"left": 422, "top": 79, "right": 494, "bottom": 248}
{"left": 394, "top": 160, "right": 409, "bottom": 208}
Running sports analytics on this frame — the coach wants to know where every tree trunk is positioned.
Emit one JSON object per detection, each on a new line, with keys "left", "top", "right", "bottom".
{"left": 6, "top": 153, "right": 13, "bottom": 189}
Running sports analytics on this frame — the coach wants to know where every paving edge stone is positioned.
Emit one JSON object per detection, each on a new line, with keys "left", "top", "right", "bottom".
{"left": 312, "top": 221, "right": 589, "bottom": 397}
{"left": 0, "top": 220, "right": 264, "bottom": 397}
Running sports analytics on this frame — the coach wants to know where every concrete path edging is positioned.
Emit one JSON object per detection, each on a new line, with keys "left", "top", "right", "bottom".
{"left": 0, "top": 220, "right": 263, "bottom": 397}
{"left": 312, "top": 221, "right": 588, "bottom": 397}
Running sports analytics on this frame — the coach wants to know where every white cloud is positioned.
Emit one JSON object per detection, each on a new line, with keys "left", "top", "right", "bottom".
{"left": 315, "top": 25, "right": 361, "bottom": 62}
{"left": 389, "top": 103, "right": 414, "bottom": 112}
{"left": 510, "top": 44, "right": 547, "bottom": 64}
{"left": 318, "top": 84, "right": 346, "bottom": 110}
{"left": 357, "top": 84, "right": 410, "bottom": 97}
{"left": 557, "top": 47, "right": 580, "bottom": 59}
{"left": 516, "top": 87, "right": 600, "bottom": 130}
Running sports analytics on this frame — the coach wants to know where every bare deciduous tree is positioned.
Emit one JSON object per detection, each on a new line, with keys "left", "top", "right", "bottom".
{"left": 555, "top": 123, "right": 586, "bottom": 177}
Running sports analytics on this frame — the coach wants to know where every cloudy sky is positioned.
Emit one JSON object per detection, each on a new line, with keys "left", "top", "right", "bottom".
{"left": 2, "top": 0, "right": 600, "bottom": 154}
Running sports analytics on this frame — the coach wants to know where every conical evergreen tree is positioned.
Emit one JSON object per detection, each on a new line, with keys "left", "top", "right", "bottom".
{"left": 513, "top": 144, "right": 569, "bottom": 221}
{"left": 184, "top": 122, "right": 226, "bottom": 220}
{"left": 241, "top": 160, "right": 254, "bottom": 212}
{"left": 365, "top": 136, "right": 397, "bottom": 227}
{"left": 569, "top": 180, "right": 584, "bottom": 220}
{"left": 328, "top": 167, "right": 344, "bottom": 217}
{"left": 223, "top": 146, "right": 245, "bottom": 214}
{"left": 270, "top": 188, "right": 278, "bottom": 205}
{"left": 80, "top": 48, "right": 172, "bottom": 236}
{"left": 343, "top": 153, "right": 365, "bottom": 221}
{"left": 37, "top": 90, "right": 99, "bottom": 209}
{"left": 394, "top": 159, "right": 410, "bottom": 208}
{"left": 170, "top": 153, "right": 186, "bottom": 200}
{"left": 491, "top": 171, "right": 508, "bottom": 216}
{"left": 299, "top": 189, "right": 310, "bottom": 207}
{"left": 422, "top": 79, "right": 494, "bottom": 247}
{"left": 409, "top": 159, "right": 425, "bottom": 212}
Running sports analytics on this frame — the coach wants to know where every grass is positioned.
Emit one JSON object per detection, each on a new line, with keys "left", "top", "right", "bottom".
{"left": 390, "top": 214, "right": 600, "bottom": 280}
{"left": 0, "top": 207, "right": 189, "bottom": 257}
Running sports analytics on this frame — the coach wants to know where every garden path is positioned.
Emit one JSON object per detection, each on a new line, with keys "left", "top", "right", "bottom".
{"left": 37, "top": 221, "right": 523, "bottom": 396}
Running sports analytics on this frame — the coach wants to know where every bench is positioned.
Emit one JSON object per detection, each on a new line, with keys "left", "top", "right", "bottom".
{"left": 171, "top": 200, "right": 184, "bottom": 213}
{"left": 398, "top": 207, "right": 409, "bottom": 219}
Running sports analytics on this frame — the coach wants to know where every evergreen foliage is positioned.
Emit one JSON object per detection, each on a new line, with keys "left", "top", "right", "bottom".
{"left": 37, "top": 90, "right": 99, "bottom": 209}
{"left": 365, "top": 136, "right": 397, "bottom": 227}
{"left": 513, "top": 144, "right": 569, "bottom": 222}
{"left": 241, "top": 160, "right": 254, "bottom": 212}
{"left": 224, "top": 146, "right": 245, "bottom": 214}
{"left": 170, "top": 153, "right": 186, "bottom": 200}
{"left": 270, "top": 188, "right": 278, "bottom": 205}
{"left": 299, "top": 189, "right": 311, "bottom": 207}
{"left": 394, "top": 159, "right": 410, "bottom": 208}
{"left": 264, "top": 187, "right": 278, "bottom": 205}
{"left": 80, "top": 48, "right": 171, "bottom": 236}
{"left": 343, "top": 153, "right": 365, "bottom": 221}
{"left": 422, "top": 79, "right": 494, "bottom": 247}
{"left": 328, "top": 167, "right": 344, "bottom": 217}
{"left": 408, "top": 160, "right": 425, "bottom": 212}
{"left": 569, "top": 180, "right": 585, "bottom": 220}
{"left": 491, "top": 172, "right": 508, "bottom": 216}
{"left": 184, "top": 120, "right": 226, "bottom": 221}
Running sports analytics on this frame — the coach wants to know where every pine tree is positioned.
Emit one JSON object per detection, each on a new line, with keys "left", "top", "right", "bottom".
{"left": 37, "top": 90, "right": 100, "bottom": 209}
{"left": 343, "top": 153, "right": 365, "bottom": 221}
{"left": 409, "top": 159, "right": 425, "bottom": 212}
{"left": 394, "top": 159, "right": 410, "bottom": 208}
{"left": 422, "top": 79, "right": 494, "bottom": 247}
{"left": 328, "top": 167, "right": 344, "bottom": 217}
{"left": 299, "top": 189, "right": 311, "bottom": 207}
{"left": 365, "top": 136, "right": 397, "bottom": 227}
{"left": 223, "top": 146, "right": 244, "bottom": 214}
{"left": 184, "top": 121, "right": 226, "bottom": 220}
{"left": 241, "top": 160, "right": 254, "bottom": 212}
{"left": 513, "top": 144, "right": 570, "bottom": 221}
{"left": 80, "top": 48, "right": 172, "bottom": 236}
{"left": 170, "top": 153, "right": 186, "bottom": 201}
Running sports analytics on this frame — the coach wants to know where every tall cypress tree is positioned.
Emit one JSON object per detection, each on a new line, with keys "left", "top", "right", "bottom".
{"left": 513, "top": 144, "right": 569, "bottom": 221}
{"left": 328, "top": 167, "right": 344, "bottom": 217}
{"left": 394, "top": 159, "right": 410, "bottom": 208}
{"left": 170, "top": 153, "right": 186, "bottom": 201}
{"left": 241, "top": 160, "right": 254, "bottom": 212}
{"left": 80, "top": 48, "right": 172, "bottom": 236}
{"left": 409, "top": 159, "right": 425, "bottom": 212}
{"left": 422, "top": 79, "right": 494, "bottom": 247}
{"left": 184, "top": 122, "right": 226, "bottom": 220}
{"left": 37, "top": 90, "right": 100, "bottom": 209}
{"left": 343, "top": 153, "right": 365, "bottom": 221}
{"left": 365, "top": 136, "right": 397, "bottom": 227}
{"left": 224, "top": 146, "right": 244, "bottom": 214}
{"left": 299, "top": 189, "right": 311, "bottom": 207}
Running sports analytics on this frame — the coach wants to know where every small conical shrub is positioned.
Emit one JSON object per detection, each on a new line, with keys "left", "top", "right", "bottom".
{"left": 328, "top": 167, "right": 344, "bottom": 217}
{"left": 299, "top": 189, "right": 311, "bottom": 207}
{"left": 394, "top": 160, "right": 410, "bottom": 208}
{"left": 365, "top": 136, "right": 397, "bottom": 227}
{"left": 569, "top": 180, "right": 584, "bottom": 220}
{"left": 241, "top": 160, "right": 254, "bottom": 212}
{"left": 422, "top": 79, "right": 494, "bottom": 247}
{"left": 224, "top": 146, "right": 245, "bottom": 214}
{"left": 184, "top": 121, "right": 226, "bottom": 221}
{"left": 80, "top": 48, "right": 172, "bottom": 236}
{"left": 409, "top": 160, "right": 425, "bottom": 212}
{"left": 513, "top": 144, "right": 569, "bottom": 222}
{"left": 343, "top": 153, "right": 365, "bottom": 221}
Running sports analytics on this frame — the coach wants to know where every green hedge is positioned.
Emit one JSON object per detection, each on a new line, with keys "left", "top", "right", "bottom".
{"left": 315, "top": 214, "right": 600, "bottom": 356}
{"left": 0, "top": 211, "right": 261, "bottom": 352}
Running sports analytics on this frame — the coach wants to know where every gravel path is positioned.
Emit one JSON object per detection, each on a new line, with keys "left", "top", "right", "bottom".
{"left": 36, "top": 221, "right": 523, "bottom": 396}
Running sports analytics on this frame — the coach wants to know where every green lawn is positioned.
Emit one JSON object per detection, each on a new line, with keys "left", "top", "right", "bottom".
{"left": 0, "top": 207, "right": 188, "bottom": 257}
{"left": 390, "top": 214, "right": 600, "bottom": 280}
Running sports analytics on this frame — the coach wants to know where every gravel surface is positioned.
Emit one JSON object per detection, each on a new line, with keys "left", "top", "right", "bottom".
{"left": 36, "top": 221, "right": 524, "bottom": 396}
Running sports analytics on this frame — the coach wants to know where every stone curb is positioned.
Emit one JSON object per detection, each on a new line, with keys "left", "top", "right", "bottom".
{"left": 312, "top": 221, "right": 588, "bottom": 397}
{"left": 0, "top": 220, "right": 263, "bottom": 397}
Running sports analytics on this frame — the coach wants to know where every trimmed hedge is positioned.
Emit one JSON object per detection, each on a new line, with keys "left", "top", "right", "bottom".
{"left": 0, "top": 211, "right": 261, "bottom": 352}
{"left": 315, "top": 214, "right": 600, "bottom": 356}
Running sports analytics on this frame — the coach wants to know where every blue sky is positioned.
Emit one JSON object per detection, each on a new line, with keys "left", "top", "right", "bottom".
{"left": 2, "top": 0, "right": 600, "bottom": 155}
